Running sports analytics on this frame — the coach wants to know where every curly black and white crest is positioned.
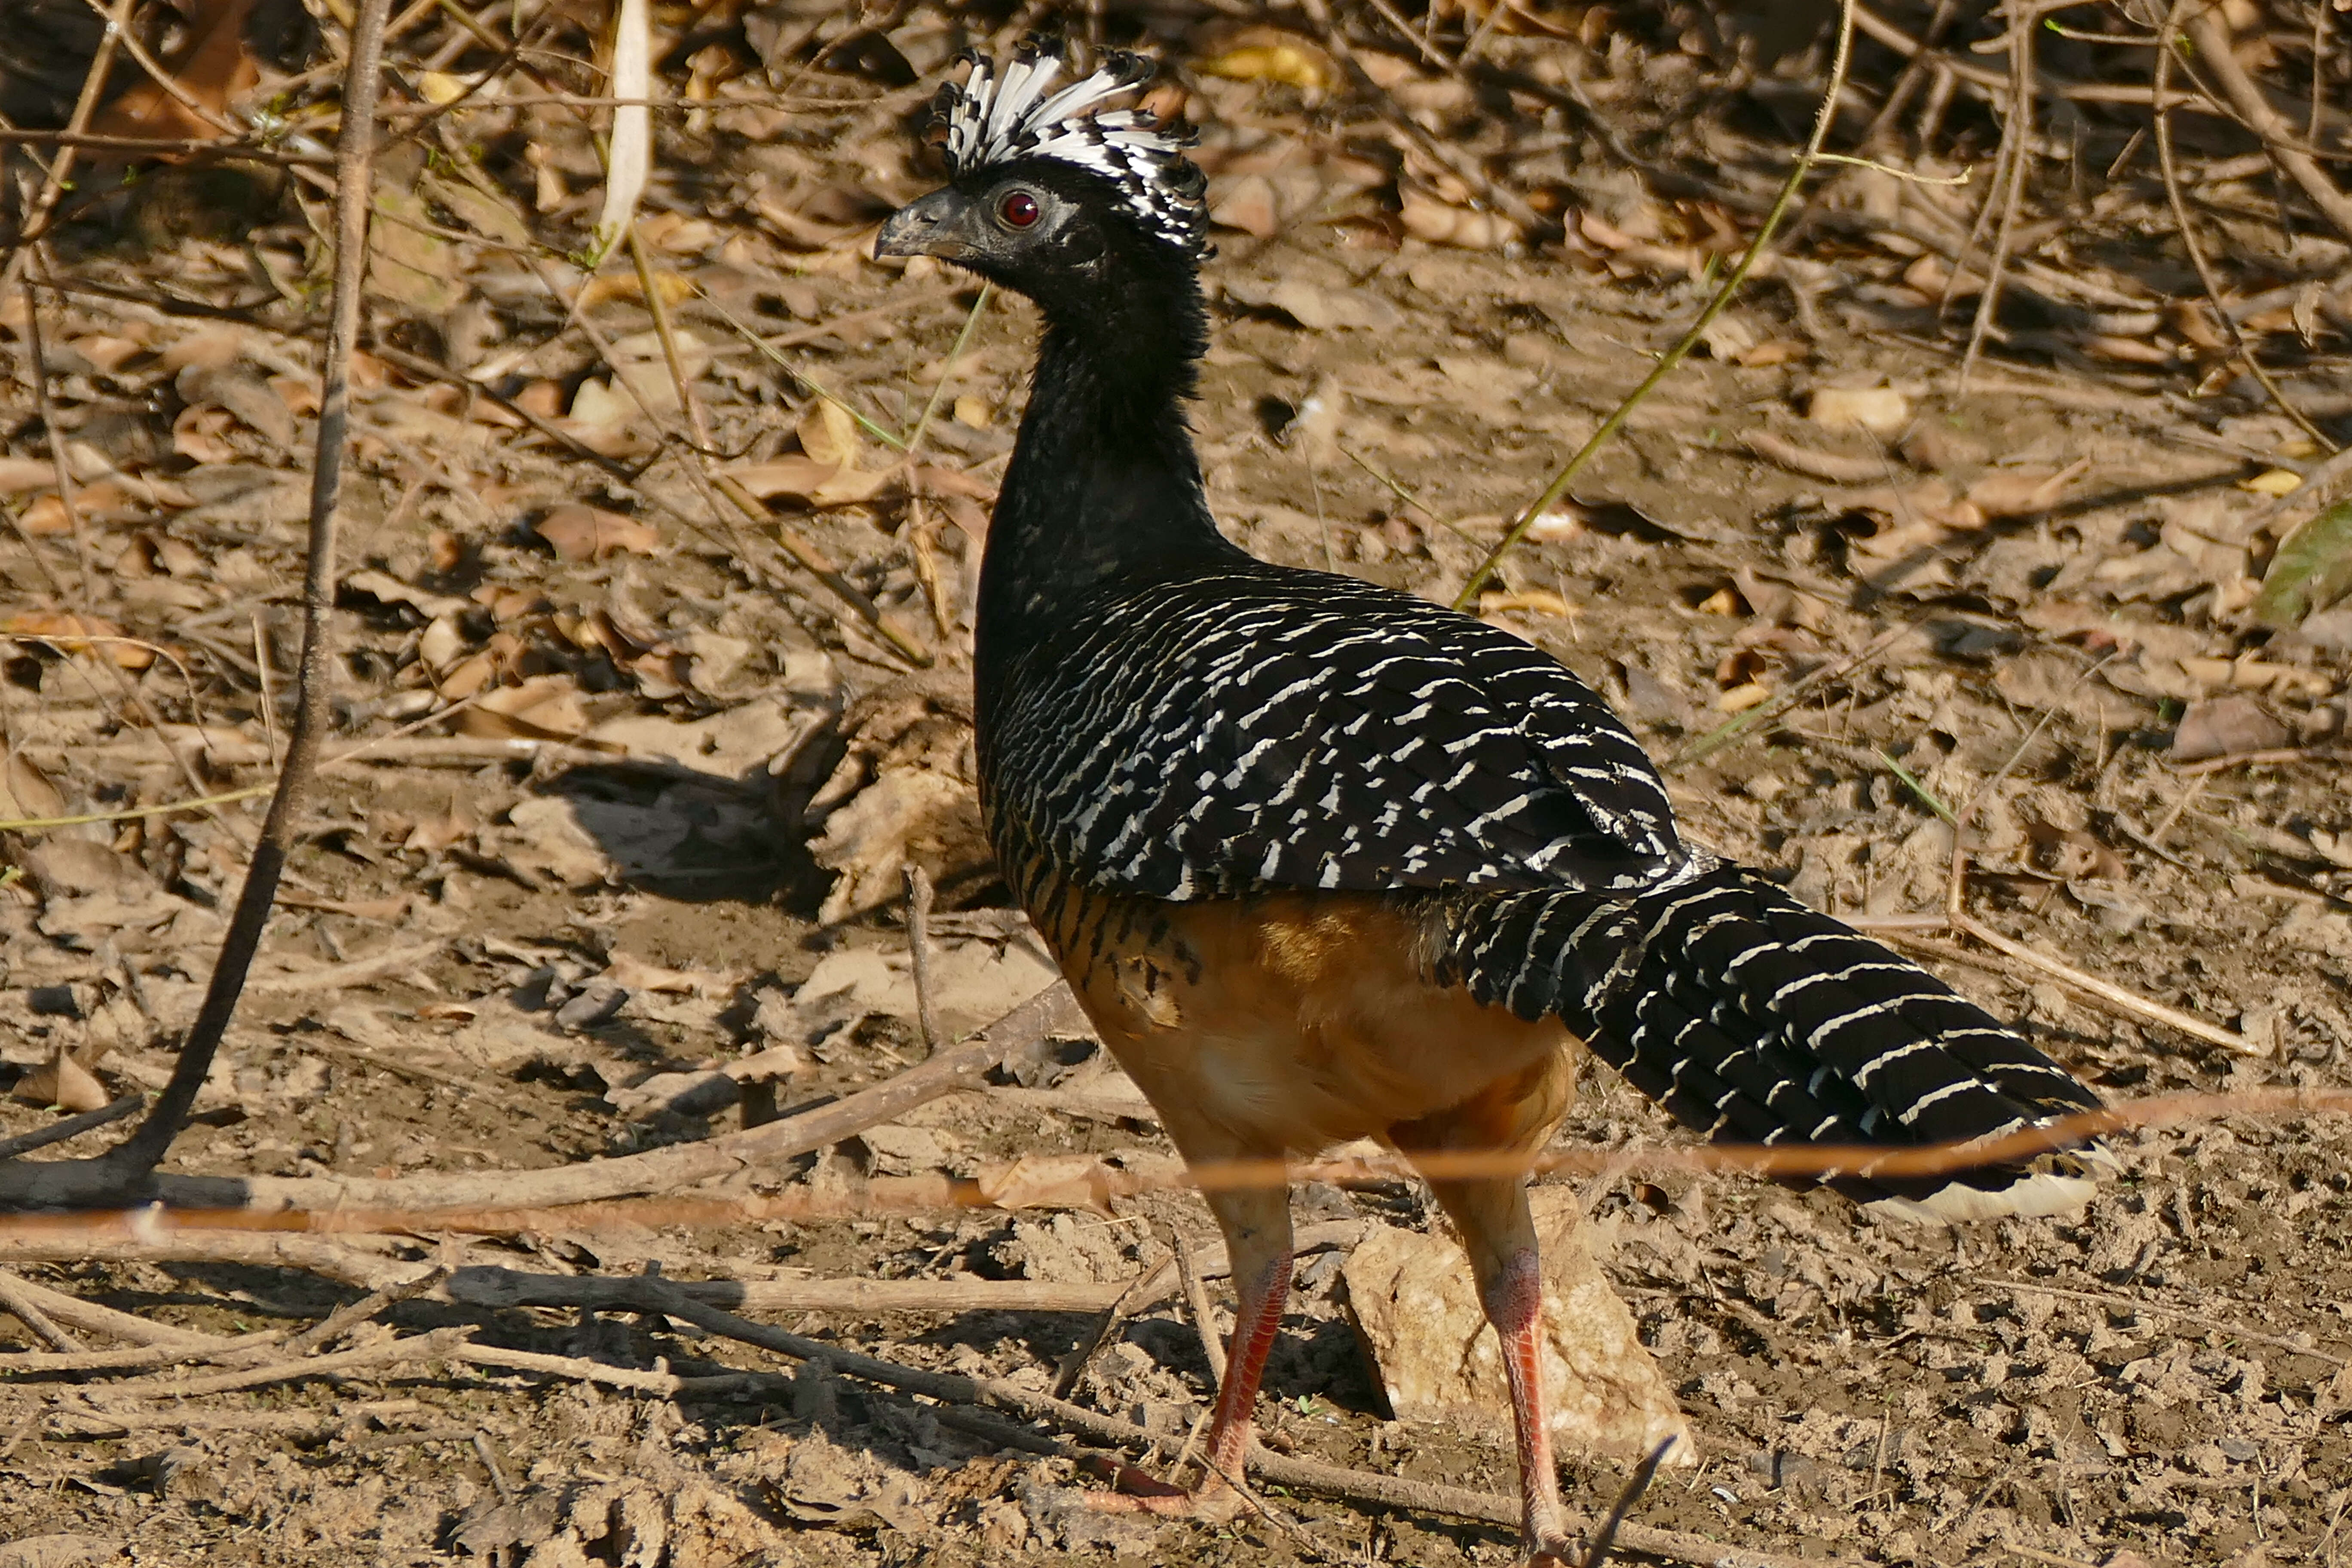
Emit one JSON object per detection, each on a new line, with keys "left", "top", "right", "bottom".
{"left": 930, "top": 40, "right": 1208, "bottom": 257}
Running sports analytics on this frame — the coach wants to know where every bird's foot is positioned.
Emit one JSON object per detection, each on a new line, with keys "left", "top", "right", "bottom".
{"left": 1519, "top": 1528, "right": 1577, "bottom": 1568}
{"left": 1073, "top": 1454, "right": 1248, "bottom": 1522}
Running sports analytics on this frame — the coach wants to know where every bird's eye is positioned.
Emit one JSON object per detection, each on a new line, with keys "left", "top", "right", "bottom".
{"left": 998, "top": 190, "right": 1040, "bottom": 229}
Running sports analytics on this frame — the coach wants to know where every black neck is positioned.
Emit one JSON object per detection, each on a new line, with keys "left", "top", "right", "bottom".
{"left": 977, "top": 277, "right": 1237, "bottom": 674}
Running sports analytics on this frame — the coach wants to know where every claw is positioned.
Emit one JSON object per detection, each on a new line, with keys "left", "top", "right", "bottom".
{"left": 1072, "top": 1454, "right": 1247, "bottom": 1521}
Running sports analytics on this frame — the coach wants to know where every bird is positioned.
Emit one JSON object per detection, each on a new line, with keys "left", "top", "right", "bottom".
{"left": 875, "top": 40, "right": 2105, "bottom": 1565}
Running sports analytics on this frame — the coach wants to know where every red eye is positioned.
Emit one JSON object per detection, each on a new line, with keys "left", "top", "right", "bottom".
{"left": 999, "top": 191, "right": 1040, "bottom": 228}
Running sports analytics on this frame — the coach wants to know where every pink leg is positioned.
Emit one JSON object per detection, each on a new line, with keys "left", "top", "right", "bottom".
{"left": 1086, "top": 1157, "right": 1294, "bottom": 1518}
{"left": 1202, "top": 1248, "right": 1292, "bottom": 1479}
{"left": 1420, "top": 1173, "right": 1573, "bottom": 1565}
{"left": 1487, "top": 1244, "right": 1570, "bottom": 1561}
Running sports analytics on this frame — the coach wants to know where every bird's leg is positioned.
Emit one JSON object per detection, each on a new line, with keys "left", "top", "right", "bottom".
{"left": 1085, "top": 1168, "right": 1293, "bottom": 1519}
{"left": 1422, "top": 1173, "right": 1573, "bottom": 1566}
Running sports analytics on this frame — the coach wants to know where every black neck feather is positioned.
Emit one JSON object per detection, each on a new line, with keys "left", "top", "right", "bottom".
{"left": 976, "top": 249, "right": 1240, "bottom": 698}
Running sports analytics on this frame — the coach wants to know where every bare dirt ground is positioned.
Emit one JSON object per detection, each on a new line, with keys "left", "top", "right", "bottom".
{"left": 1, "top": 2, "right": 2351, "bottom": 1565}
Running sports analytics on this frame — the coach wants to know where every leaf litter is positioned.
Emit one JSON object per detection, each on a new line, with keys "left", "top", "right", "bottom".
{"left": 0, "top": 1, "right": 2348, "bottom": 1565}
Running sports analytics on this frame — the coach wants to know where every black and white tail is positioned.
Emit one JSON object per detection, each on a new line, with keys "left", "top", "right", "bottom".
{"left": 1434, "top": 862, "right": 2107, "bottom": 1220}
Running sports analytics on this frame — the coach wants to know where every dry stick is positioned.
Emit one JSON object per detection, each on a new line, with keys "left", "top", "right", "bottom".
{"left": 1580, "top": 1436, "right": 1676, "bottom": 1568}
{"left": 140, "top": 981, "right": 1085, "bottom": 1214}
{"left": 95, "top": 0, "right": 401, "bottom": 1188}
{"left": 0, "top": 1273, "right": 223, "bottom": 1348}
{"left": 1928, "top": 913, "right": 2259, "bottom": 1056}
{"left": 20, "top": 274, "right": 94, "bottom": 603}
{"left": 1052, "top": 1255, "right": 1178, "bottom": 1397}
{"left": 600, "top": 1278, "right": 1851, "bottom": 1568}
{"left": 0, "top": 1232, "right": 424, "bottom": 1292}
{"left": 0, "top": 1095, "right": 140, "bottom": 1161}
{"left": 0, "top": 0, "right": 127, "bottom": 268}
{"left": 452, "top": 1341, "right": 784, "bottom": 1399}
{"left": 0, "top": 1272, "right": 80, "bottom": 1352}
{"left": 0, "top": 128, "right": 326, "bottom": 163}
{"left": 101, "top": 1326, "right": 472, "bottom": 1401}
{"left": 905, "top": 865, "right": 944, "bottom": 1054}
{"left": 1455, "top": 0, "right": 1858, "bottom": 608}
{"left": 1986, "top": 1276, "right": 2347, "bottom": 1366}
{"left": 452, "top": 1267, "right": 1147, "bottom": 1317}
{"left": 626, "top": 223, "right": 716, "bottom": 452}
{"left": 0, "top": 1335, "right": 282, "bottom": 1375}
{"left": 281, "top": 1266, "right": 449, "bottom": 1357}
{"left": 1170, "top": 1226, "right": 1226, "bottom": 1387}
{"left": 2154, "top": 0, "right": 2335, "bottom": 450}
{"left": 2183, "top": 4, "right": 2352, "bottom": 247}
{"left": 1954, "top": 0, "right": 2034, "bottom": 389}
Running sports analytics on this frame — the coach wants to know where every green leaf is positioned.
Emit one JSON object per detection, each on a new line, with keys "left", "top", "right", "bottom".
{"left": 2252, "top": 500, "right": 2352, "bottom": 629}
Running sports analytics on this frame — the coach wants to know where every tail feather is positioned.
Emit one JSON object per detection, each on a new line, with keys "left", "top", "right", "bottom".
{"left": 1434, "top": 862, "right": 2105, "bottom": 1213}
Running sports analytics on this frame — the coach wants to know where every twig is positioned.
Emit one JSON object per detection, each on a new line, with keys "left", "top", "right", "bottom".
{"left": 1955, "top": 0, "right": 2034, "bottom": 388}
{"left": 21, "top": 271, "right": 94, "bottom": 603}
{"left": 1939, "top": 910, "right": 2262, "bottom": 1057}
{"left": 244, "top": 940, "right": 444, "bottom": 995}
{"left": 903, "top": 283, "right": 993, "bottom": 457}
{"left": 0, "top": 1273, "right": 223, "bottom": 1348}
{"left": 0, "top": 1095, "right": 141, "bottom": 1161}
{"left": 91, "top": 0, "right": 401, "bottom": 1192}
{"left": 281, "top": 1266, "right": 449, "bottom": 1357}
{"left": 140, "top": 982, "right": 1084, "bottom": 1214}
{"left": 2181, "top": 4, "right": 2352, "bottom": 248}
{"left": 2155, "top": 1, "right": 2334, "bottom": 448}
{"left": 0, "top": 1271, "right": 80, "bottom": 1352}
{"left": 99, "top": 1327, "right": 470, "bottom": 1401}
{"left": 1581, "top": 1436, "right": 1678, "bottom": 1568}
{"left": 1171, "top": 1226, "right": 1226, "bottom": 1387}
{"left": 1666, "top": 619, "right": 1921, "bottom": 771}
{"left": 591, "top": 1276, "right": 1859, "bottom": 1568}
{"left": 1051, "top": 1255, "right": 1178, "bottom": 1396}
{"left": 1986, "top": 1276, "right": 2347, "bottom": 1366}
{"left": 450, "top": 1339, "right": 784, "bottom": 1398}
{"left": 1454, "top": 0, "right": 1858, "bottom": 607}
{"left": 905, "top": 866, "right": 944, "bottom": 1053}
{"left": 451, "top": 1267, "right": 1154, "bottom": 1317}
{"left": 0, "top": 0, "right": 128, "bottom": 263}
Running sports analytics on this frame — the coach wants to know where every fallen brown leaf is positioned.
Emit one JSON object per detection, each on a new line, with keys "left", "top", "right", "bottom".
{"left": 1, "top": 612, "right": 156, "bottom": 670}
{"left": 533, "top": 504, "right": 660, "bottom": 562}
{"left": 13, "top": 1047, "right": 108, "bottom": 1114}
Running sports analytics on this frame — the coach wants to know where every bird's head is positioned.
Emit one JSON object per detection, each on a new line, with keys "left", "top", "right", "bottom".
{"left": 876, "top": 41, "right": 1208, "bottom": 310}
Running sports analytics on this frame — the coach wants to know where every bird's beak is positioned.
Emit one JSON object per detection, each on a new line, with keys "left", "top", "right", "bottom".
{"left": 875, "top": 188, "right": 977, "bottom": 261}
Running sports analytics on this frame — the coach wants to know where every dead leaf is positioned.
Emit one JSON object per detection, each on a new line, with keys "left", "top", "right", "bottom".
{"left": 606, "top": 952, "right": 735, "bottom": 995}
{"left": 0, "top": 754, "right": 64, "bottom": 822}
{"left": 1400, "top": 192, "right": 1520, "bottom": 250}
{"left": 723, "top": 456, "right": 891, "bottom": 508}
{"left": 13, "top": 1047, "right": 108, "bottom": 1114}
{"left": 1808, "top": 384, "right": 1910, "bottom": 437}
{"left": 499, "top": 796, "right": 611, "bottom": 887}
{"left": 89, "top": 0, "right": 258, "bottom": 144}
{"left": 463, "top": 677, "right": 592, "bottom": 741}
{"left": 1966, "top": 458, "right": 2089, "bottom": 518}
{"left": 1209, "top": 174, "right": 1282, "bottom": 239}
{"left": 797, "top": 400, "right": 863, "bottom": 469}
{"left": 0, "top": 458, "right": 55, "bottom": 494}
{"left": 2171, "top": 694, "right": 2291, "bottom": 762}
{"left": 533, "top": 504, "right": 659, "bottom": 562}
{"left": 1745, "top": 430, "right": 1884, "bottom": 484}
{"left": 344, "top": 568, "right": 472, "bottom": 619}
{"left": 1, "top": 612, "right": 155, "bottom": 670}
{"left": 1196, "top": 31, "right": 1336, "bottom": 93}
